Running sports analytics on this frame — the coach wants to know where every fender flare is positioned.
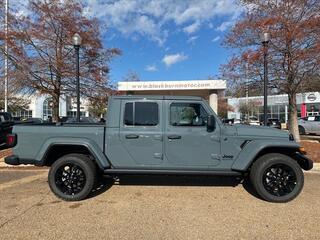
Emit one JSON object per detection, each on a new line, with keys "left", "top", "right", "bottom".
{"left": 36, "top": 137, "right": 110, "bottom": 169}
{"left": 231, "top": 139, "right": 300, "bottom": 171}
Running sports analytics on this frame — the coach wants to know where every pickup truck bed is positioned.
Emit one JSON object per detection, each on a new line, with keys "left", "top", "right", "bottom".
{"left": 11, "top": 123, "right": 107, "bottom": 166}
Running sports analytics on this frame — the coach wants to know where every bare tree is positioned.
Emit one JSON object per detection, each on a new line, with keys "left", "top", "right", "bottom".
{"left": 122, "top": 70, "right": 141, "bottom": 82}
{"left": 221, "top": 0, "right": 320, "bottom": 141}
{"left": 0, "top": 0, "right": 121, "bottom": 121}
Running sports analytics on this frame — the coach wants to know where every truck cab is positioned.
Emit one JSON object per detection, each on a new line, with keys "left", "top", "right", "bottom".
{"left": 105, "top": 96, "right": 223, "bottom": 170}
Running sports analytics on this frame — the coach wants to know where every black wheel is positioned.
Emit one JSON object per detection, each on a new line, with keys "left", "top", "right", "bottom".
{"left": 299, "top": 125, "right": 306, "bottom": 135}
{"left": 250, "top": 153, "right": 304, "bottom": 203}
{"left": 48, "top": 154, "right": 96, "bottom": 201}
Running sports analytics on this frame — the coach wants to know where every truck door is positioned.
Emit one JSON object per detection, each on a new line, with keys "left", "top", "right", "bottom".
{"left": 164, "top": 101, "right": 221, "bottom": 168}
{"left": 119, "top": 100, "right": 163, "bottom": 166}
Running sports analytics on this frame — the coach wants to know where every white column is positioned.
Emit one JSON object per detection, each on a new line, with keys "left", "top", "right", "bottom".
{"left": 209, "top": 92, "right": 218, "bottom": 114}
{"left": 285, "top": 105, "right": 288, "bottom": 123}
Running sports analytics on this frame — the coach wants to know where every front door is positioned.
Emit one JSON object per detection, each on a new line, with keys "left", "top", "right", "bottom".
{"left": 164, "top": 101, "right": 221, "bottom": 169}
{"left": 119, "top": 100, "right": 163, "bottom": 166}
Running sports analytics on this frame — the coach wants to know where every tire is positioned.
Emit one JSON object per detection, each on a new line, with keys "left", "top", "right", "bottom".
{"left": 48, "top": 154, "right": 97, "bottom": 201}
{"left": 250, "top": 153, "right": 304, "bottom": 203}
{"left": 298, "top": 125, "right": 306, "bottom": 135}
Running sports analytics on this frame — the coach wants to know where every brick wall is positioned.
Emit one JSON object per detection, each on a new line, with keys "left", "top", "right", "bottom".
{"left": 0, "top": 149, "right": 12, "bottom": 159}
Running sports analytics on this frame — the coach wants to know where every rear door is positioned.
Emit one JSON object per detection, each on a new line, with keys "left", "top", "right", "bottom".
{"left": 119, "top": 100, "right": 163, "bottom": 166}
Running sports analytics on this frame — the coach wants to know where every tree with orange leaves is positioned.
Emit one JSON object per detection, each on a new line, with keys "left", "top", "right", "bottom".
{"left": 221, "top": 0, "right": 320, "bottom": 141}
{"left": 0, "top": 0, "right": 120, "bottom": 121}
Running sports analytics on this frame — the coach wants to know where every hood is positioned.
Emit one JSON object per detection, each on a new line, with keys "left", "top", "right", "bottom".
{"left": 234, "top": 124, "right": 289, "bottom": 139}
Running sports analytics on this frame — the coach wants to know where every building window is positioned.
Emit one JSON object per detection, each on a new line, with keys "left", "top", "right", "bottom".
{"left": 170, "top": 103, "right": 208, "bottom": 126}
{"left": 12, "top": 110, "right": 33, "bottom": 119}
{"left": 67, "top": 111, "right": 86, "bottom": 117}
{"left": 43, "top": 98, "right": 53, "bottom": 120}
{"left": 124, "top": 102, "right": 158, "bottom": 126}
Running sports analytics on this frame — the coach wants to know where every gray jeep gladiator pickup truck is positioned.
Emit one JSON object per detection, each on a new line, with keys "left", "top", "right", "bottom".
{"left": 5, "top": 95, "right": 313, "bottom": 202}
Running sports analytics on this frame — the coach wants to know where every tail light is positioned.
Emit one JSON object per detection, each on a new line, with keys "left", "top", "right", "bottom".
{"left": 6, "top": 134, "right": 17, "bottom": 148}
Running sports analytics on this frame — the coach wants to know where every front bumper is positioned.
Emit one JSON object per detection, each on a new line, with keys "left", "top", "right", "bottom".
{"left": 294, "top": 152, "right": 313, "bottom": 171}
{"left": 4, "top": 155, "right": 40, "bottom": 166}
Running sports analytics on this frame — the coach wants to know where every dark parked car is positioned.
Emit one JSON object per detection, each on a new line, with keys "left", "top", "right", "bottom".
{"left": 0, "top": 112, "right": 14, "bottom": 147}
{"left": 21, "top": 118, "right": 43, "bottom": 124}
{"left": 267, "top": 118, "right": 281, "bottom": 129}
{"left": 65, "top": 117, "right": 100, "bottom": 123}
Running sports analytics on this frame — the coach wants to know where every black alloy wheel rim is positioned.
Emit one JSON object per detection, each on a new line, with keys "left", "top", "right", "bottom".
{"left": 262, "top": 164, "right": 297, "bottom": 197}
{"left": 55, "top": 163, "right": 86, "bottom": 195}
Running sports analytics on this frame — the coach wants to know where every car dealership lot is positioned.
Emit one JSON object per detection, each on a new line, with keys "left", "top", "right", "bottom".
{"left": 0, "top": 169, "right": 320, "bottom": 240}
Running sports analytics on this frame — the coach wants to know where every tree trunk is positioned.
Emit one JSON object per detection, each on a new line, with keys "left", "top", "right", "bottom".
{"left": 288, "top": 93, "right": 300, "bottom": 142}
{"left": 52, "top": 94, "right": 60, "bottom": 122}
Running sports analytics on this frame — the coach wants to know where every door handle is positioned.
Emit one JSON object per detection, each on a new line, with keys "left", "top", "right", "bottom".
{"left": 168, "top": 135, "right": 181, "bottom": 140}
{"left": 125, "top": 134, "right": 139, "bottom": 139}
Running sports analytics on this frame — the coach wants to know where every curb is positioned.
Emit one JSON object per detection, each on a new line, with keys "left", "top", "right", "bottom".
{"left": 310, "top": 162, "right": 320, "bottom": 172}
{"left": 0, "top": 157, "right": 31, "bottom": 169}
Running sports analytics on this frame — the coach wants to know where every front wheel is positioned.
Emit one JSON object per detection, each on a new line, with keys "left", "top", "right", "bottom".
{"left": 48, "top": 154, "right": 96, "bottom": 201}
{"left": 250, "top": 153, "right": 304, "bottom": 203}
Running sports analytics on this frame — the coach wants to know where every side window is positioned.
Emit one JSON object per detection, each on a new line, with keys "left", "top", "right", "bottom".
{"left": 124, "top": 102, "right": 159, "bottom": 126}
{"left": 170, "top": 103, "right": 208, "bottom": 126}
{"left": 124, "top": 102, "right": 134, "bottom": 125}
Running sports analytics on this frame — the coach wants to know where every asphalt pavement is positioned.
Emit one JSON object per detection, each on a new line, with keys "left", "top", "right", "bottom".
{"left": 0, "top": 169, "right": 319, "bottom": 240}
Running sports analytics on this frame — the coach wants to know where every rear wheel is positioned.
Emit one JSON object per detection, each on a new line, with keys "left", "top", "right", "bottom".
{"left": 299, "top": 125, "right": 306, "bottom": 135}
{"left": 250, "top": 153, "right": 304, "bottom": 203}
{"left": 48, "top": 154, "right": 96, "bottom": 201}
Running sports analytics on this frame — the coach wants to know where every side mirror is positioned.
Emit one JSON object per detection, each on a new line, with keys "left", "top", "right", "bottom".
{"left": 207, "top": 115, "right": 216, "bottom": 132}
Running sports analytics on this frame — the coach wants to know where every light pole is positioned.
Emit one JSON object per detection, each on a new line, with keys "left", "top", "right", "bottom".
{"left": 72, "top": 33, "right": 82, "bottom": 122}
{"left": 4, "top": 0, "right": 8, "bottom": 112}
{"left": 260, "top": 32, "right": 270, "bottom": 126}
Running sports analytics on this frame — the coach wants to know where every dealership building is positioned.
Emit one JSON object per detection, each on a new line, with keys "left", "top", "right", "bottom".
{"left": 6, "top": 79, "right": 317, "bottom": 123}
{"left": 227, "top": 92, "right": 320, "bottom": 123}
{"left": 117, "top": 80, "right": 227, "bottom": 113}
{"left": 7, "top": 79, "right": 226, "bottom": 120}
{"left": 9, "top": 95, "right": 91, "bottom": 121}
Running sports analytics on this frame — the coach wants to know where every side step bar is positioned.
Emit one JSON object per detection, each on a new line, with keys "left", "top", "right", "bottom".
{"left": 103, "top": 169, "right": 242, "bottom": 176}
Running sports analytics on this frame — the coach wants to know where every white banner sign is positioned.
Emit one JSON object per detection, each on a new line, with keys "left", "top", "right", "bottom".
{"left": 118, "top": 80, "right": 226, "bottom": 91}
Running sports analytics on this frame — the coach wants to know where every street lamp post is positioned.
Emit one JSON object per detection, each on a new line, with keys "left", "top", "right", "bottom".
{"left": 4, "top": 0, "right": 9, "bottom": 112}
{"left": 72, "top": 33, "right": 82, "bottom": 122}
{"left": 260, "top": 32, "right": 270, "bottom": 126}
